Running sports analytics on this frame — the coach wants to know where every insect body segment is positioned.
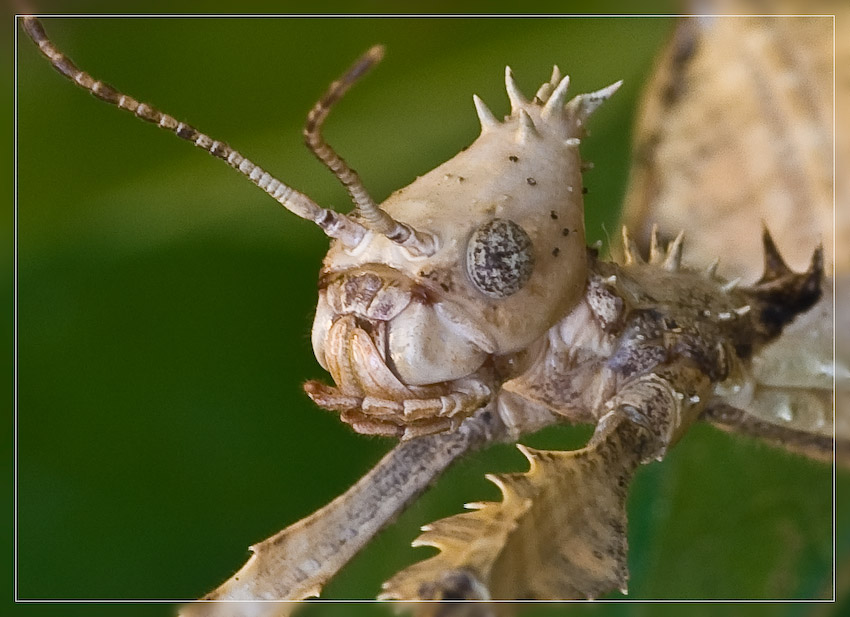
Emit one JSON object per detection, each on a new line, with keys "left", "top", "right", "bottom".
{"left": 308, "top": 67, "right": 621, "bottom": 438}
{"left": 504, "top": 227, "right": 823, "bottom": 450}
{"left": 382, "top": 230, "right": 824, "bottom": 601}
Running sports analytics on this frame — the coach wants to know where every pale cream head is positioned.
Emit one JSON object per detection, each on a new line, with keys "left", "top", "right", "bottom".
{"left": 314, "top": 66, "right": 621, "bottom": 385}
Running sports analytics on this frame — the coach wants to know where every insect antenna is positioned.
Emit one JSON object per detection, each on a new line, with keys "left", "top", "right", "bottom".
{"left": 20, "top": 16, "right": 367, "bottom": 248}
{"left": 303, "top": 45, "right": 438, "bottom": 257}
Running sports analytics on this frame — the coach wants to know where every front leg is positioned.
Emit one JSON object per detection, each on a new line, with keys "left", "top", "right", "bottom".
{"left": 180, "top": 406, "right": 507, "bottom": 617}
{"left": 381, "top": 360, "right": 713, "bottom": 601}
{"left": 593, "top": 362, "right": 711, "bottom": 463}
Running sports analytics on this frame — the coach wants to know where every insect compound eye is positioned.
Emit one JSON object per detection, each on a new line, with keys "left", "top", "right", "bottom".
{"left": 466, "top": 218, "right": 535, "bottom": 298}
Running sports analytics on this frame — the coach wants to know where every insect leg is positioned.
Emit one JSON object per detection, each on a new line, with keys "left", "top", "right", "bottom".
{"left": 591, "top": 362, "right": 712, "bottom": 462}
{"left": 382, "top": 362, "right": 714, "bottom": 602}
{"left": 702, "top": 402, "right": 846, "bottom": 465}
{"left": 179, "top": 405, "right": 505, "bottom": 615}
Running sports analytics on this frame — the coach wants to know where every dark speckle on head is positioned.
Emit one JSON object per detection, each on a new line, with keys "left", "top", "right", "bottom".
{"left": 509, "top": 155, "right": 519, "bottom": 162}
{"left": 550, "top": 211, "right": 558, "bottom": 220}
{"left": 562, "top": 228, "right": 570, "bottom": 237}
{"left": 527, "top": 177, "right": 537, "bottom": 186}
{"left": 466, "top": 219, "right": 535, "bottom": 298}
{"left": 552, "top": 247, "right": 560, "bottom": 257}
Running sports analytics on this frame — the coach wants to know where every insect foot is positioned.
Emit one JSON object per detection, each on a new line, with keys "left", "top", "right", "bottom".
{"left": 309, "top": 67, "right": 621, "bottom": 439}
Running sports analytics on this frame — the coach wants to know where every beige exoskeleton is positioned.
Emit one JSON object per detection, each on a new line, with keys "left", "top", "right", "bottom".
{"left": 23, "top": 16, "right": 831, "bottom": 609}
{"left": 23, "top": 15, "right": 612, "bottom": 440}
{"left": 307, "top": 62, "right": 622, "bottom": 439}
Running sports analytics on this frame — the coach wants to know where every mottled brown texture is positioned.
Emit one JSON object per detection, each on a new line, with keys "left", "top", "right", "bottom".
{"left": 385, "top": 232, "right": 821, "bottom": 602}
{"left": 466, "top": 219, "right": 536, "bottom": 299}
{"left": 618, "top": 8, "right": 845, "bottom": 458}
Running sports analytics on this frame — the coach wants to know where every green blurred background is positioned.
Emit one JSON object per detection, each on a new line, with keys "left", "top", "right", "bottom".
{"left": 11, "top": 9, "right": 845, "bottom": 617}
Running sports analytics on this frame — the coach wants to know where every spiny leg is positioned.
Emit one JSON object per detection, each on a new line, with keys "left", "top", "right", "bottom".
{"left": 701, "top": 402, "right": 844, "bottom": 464}
{"left": 592, "top": 362, "right": 712, "bottom": 461}
{"left": 382, "top": 361, "right": 713, "bottom": 601}
{"left": 178, "top": 406, "right": 505, "bottom": 615}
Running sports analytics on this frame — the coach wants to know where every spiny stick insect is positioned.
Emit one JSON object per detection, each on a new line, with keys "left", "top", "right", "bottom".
{"left": 17, "top": 16, "right": 839, "bottom": 612}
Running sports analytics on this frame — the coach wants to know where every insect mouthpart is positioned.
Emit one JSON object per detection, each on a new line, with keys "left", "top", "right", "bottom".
{"left": 308, "top": 265, "right": 494, "bottom": 438}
